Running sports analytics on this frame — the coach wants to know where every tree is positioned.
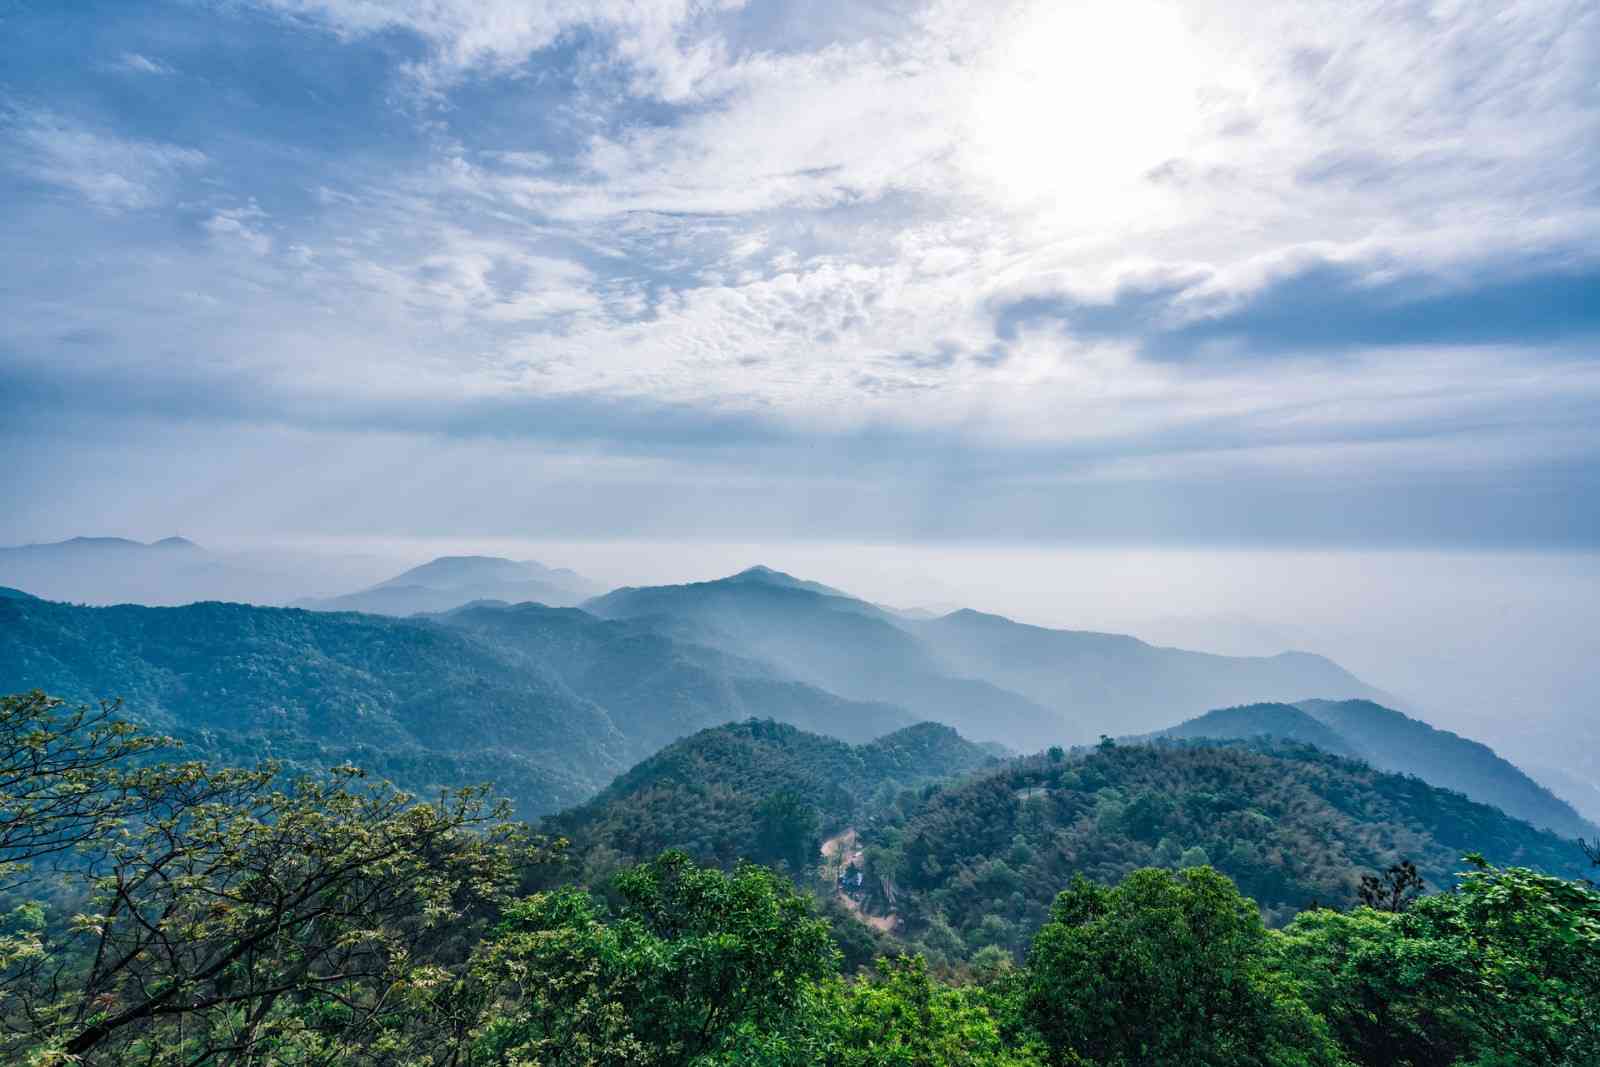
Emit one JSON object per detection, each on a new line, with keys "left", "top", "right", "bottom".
{"left": 1272, "top": 906, "right": 1459, "bottom": 1067}
{"left": 1356, "top": 859, "right": 1424, "bottom": 913}
{"left": 819, "top": 954, "right": 1042, "bottom": 1066}
{"left": 706, "top": 954, "right": 1043, "bottom": 1067}
{"left": 1022, "top": 867, "right": 1346, "bottom": 1067}
{"left": 1277, "top": 856, "right": 1600, "bottom": 1067}
{"left": 7, "top": 763, "right": 523, "bottom": 1065}
{"left": 755, "top": 790, "right": 822, "bottom": 874}
{"left": 466, "top": 850, "right": 839, "bottom": 1066}
{"left": 0, "top": 692, "right": 167, "bottom": 892}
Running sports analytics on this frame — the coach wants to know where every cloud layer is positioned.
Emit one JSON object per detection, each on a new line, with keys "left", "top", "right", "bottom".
{"left": 1, "top": 0, "right": 1597, "bottom": 544}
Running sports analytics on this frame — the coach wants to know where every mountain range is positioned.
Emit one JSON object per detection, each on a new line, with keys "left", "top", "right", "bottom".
{"left": 586, "top": 568, "right": 1394, "bottom": 745}
{"left": 0, "top": 555, "right": 1587, "bottom": 841}
{"left": 0, "top": 535, "right": 398, "bottom": 607}
{"left": 295, "top": 555, "right": 603, "bottom": 614}
{"left": 535, "top": 718, "right": 1591, "bottom": 962}
{"left": 1154, "top": 700, "right": 1591, "bottom": 837}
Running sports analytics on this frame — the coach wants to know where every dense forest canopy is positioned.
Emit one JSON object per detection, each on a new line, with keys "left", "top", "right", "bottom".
{"left": 2, "top": 691, "right": 1596, "bottom": 1066}
{"left": 1157, "top": 700, "right": 1591, "bottom": 837}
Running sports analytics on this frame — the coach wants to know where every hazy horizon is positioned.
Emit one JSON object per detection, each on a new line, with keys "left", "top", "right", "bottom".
{"left": 4, "top": 529, "right": 1593, "bottom": 804}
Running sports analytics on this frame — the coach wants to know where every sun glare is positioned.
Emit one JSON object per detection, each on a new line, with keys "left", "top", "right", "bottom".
{"left": 963, "top": 0, "right": 1217, "bottom": 218}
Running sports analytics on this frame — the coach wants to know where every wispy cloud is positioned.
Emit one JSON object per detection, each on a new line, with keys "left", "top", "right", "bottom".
{"left": 114, "top": 52, "right": 176, "bottom": 75}
{"left": 3, "top": 108, "right": 206, "bottom": 212}
{"left": 1, "top": 0, "right": 1597, "bottom": 546}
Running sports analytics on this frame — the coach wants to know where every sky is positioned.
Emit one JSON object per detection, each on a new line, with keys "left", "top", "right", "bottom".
{"left": 2, "top": 0, "right": 1598, "bottom": 549}
{"left": 1, "top": 2, "right": 1598, "bottom": 784}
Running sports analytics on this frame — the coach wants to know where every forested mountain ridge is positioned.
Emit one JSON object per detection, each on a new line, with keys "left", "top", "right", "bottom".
{"left": 1297, "top": 698, "right": 1592, "bottom": 836}
{"left": 855, "top": 738, "right": 1589, "bottom": 962}
{"left": 437, "top": 601, "right": 915, "bottom": 751}
{"left": 1155, "top": 700, "right": 1594, "bottom": 837}
{"left": 3, "top": 688, "right": 1594, "bottom": 1067}
{"left": 0, "top": 596, "right": 624, "bottom": 812}
{"left": 584, "top": 567, "right": 1395, "bottom": 745}
{"left": 544, "top": 718, "right": 998, "bottom": 873}
{"left": 586, "top": 571, "right": 1065, "bottom": 748}
{"left": 0, "top": 595, "right": 919, "bottom": 815}
{"left": 1155, "top": 702, "right": 1358, "bottom": 756}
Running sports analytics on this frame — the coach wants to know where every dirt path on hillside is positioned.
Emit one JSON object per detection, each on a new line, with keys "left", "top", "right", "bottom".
{"left": 820, "top": 829, "right": 897, "bottom": 933}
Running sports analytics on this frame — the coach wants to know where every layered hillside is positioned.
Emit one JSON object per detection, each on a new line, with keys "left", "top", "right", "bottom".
{"left": 1154, "top": 700, "right": 1593, "bottom": 837}
{"left": 586, "top": 568, "right": 1393, "bottom": 747}
{"left": 911, "top": 608, "right": 1391, "bottom": 736}
{"left": 1155, "top": 702, "right": 1358, "bottom": 757}
{"left": 437, "top": 601, "right": 914, "bottom": 751}
{"left": 854, "top": 740, "right": 1590, "bottom": 960}
{"left": 587, "top": 572, "right": 1063, "bottom": 748}
{"left": 545, "top": 718, "right": 997, "bottom": 869}
{"left": 0, "top": 596, "right": 622, "bottom": 813}
{"left": 0, "top": 595, "right": 919, "bottom": 815}
{"left": 1298, "top": 699, "right": 1592, "bottom": 837}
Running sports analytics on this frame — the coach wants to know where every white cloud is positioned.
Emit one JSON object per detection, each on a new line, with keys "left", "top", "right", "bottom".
{"left": 203, "top": 202, "right": 274, "bottom": 255}
{"left": 4, "top": 109, "right": 206, "bottom": 212}
{"left": 115, "top": 52, "right": 176, "bottom": 75}
{"left": 7, "top": 0, "right": 1598, "bottom": 494}
{"left": 253, "top": 0, "right": 745, "bottom": 98}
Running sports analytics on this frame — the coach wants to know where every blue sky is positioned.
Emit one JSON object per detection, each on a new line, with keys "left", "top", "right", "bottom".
{"left": 3, "top": 0, "right": 1599, "bottom": 546}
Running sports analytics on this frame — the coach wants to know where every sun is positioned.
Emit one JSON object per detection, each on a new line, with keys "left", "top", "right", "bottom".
{"left": 962, "top": 0, "right": 1222, "bottom": 219}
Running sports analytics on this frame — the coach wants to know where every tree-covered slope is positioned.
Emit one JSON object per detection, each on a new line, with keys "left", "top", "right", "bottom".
{"left": 545, "top": 719, "right": 998, "bottom": 871}
{"left": 0, "top": 596, "right": 924, "bottom": 816}
{"left": 436, "top": 601, "right": 915, "bottom": 748}
{"left": 1154, "top": 702, "right": 1360, "bottom": 757}
{"left": 586, "top": 573, "right": 1068, "bottom": 748}
{"left": 1296, "top": 699, "right": 1592, "bottom": 838}
{"left": 586, "top": 568, "right": 1395, "bottom": 750}
{"left": 854, "top": 740, "right": 1589, "bottom": 961}
{"left": 1155, "top": 699, "right": 1594, "bottom": 838}
{"left": 0, "top": 596, "right": 625, "bottom": 813}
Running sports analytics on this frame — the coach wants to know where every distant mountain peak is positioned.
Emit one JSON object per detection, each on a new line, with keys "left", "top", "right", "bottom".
{"left": 722, "top": 565, "right": 853, "bottom": 599}
{"left": 5, "top": 535, "right": 204, "bottom": 553}
{"left": 298, "top": 554, "right": 601, "bottom": 616}
{"left": 732, "top": 564, "right": 785, "bottom": 579}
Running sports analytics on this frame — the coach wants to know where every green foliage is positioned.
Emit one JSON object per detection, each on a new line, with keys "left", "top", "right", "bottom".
{"left": 864, "top": 742, "right": 1585, "bottom": 959}
{"left": 1275, "top": 858, "right": 1600, "bottom": 1066}
{"left": 12, "top": 766, "right": 526, "bottom": 1064}
{"left": 4, "top": 688, "right": 1598, "bottom": 1067}
{"left": 1022, "top": 867, "right": 1347, "bottom": 1066}
{"left": 0, "top": 597, "right": 928, "bottom": 820}
{"left": 0, "top": 691, "right": 166, "bottom": 892}
{"left": 547, "top": 719, "right": 994, "bottom": 871}
{"left": 465, "top": 850, "right": 839, "bottom": 1066}
{"left": 755, "top": 789, "right": 823, "bottom": 873}
{"left": 820, "top": 954, "right": 1041, "bottom": 1066}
